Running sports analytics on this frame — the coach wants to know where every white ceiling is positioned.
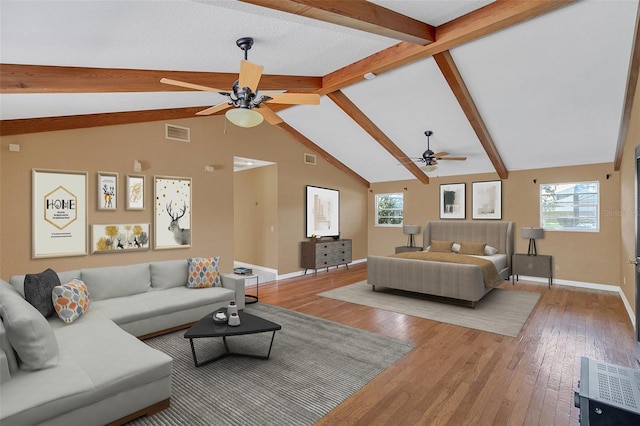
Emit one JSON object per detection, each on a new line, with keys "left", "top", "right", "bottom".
{"left": 1, "top": 0, "right": 638, "bottom": 183}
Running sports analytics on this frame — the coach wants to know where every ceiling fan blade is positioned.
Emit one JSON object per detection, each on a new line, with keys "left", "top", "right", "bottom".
{"left": 160, "top": 78, "right": 225, "bottom": 93}
{"left": 438, "top": 156, "right": 467, "bottom": 161}
{"left": 433, "top": 151, "right": 449, "bottom": 157}
{"left": 256, "top": 106, "right": 283, "bottom": 125}
{"left": 239, "top": 60, "right": 264, "bottom": 92}
{"left": 195, "top": 102, "right": 232, "bottom": 116}
{"left": 265, "top": 93, "right": 321, "bottom": 105}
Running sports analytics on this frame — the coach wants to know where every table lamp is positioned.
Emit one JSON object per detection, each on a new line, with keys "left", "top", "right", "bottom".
{"left": 403, "top": 225, "right": 421, "bottom": 248}
{"left": 522, "top": 227, "right": 544, "bottom": 256}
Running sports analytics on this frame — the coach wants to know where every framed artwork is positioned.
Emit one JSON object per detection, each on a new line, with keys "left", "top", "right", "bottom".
{"left": 472, "top": 180, "right": 502, "bottom": 220}
{"left": 91, "top": 223, "right": 150, "bottom": 253}
{"left": 126, "top": 175, "right": 145, "bottom": 210}
{"left": 97, "top": 172, "right": 118, "bottom": 210}
{"left": 154, "top": 176, "right": 191, "bottom": 249}
{"left": 439, "top": 183, "right": 466, "bottom": 219}
{"left": 305, "top": 185, "right": 340, "bottom": 238}
{"left": 32, "top": 169, "right": 88, "bottom": 258}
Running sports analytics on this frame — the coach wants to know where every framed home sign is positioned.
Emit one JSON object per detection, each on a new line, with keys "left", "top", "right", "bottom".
{"left": 32, "top": 169, "right": 88, "bottom": 258}
{"left": 154, "top": 176, "right": 192, "bottom": 249}
{"left": 97, "top": 171, "right": 118, "bottom": 210}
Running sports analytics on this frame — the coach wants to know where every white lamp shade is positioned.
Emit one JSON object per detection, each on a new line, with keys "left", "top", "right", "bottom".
{"left": 421, "top": 164, "right": 438, "bottom": 173}
{"left": 403, "top": 225, "right": 421, "bottom": 235}
{"left": 521, "top": 227, "right": 544, "bottom": 239}
{"left": 225, "top": 108, "right": 264, "bottom": 128}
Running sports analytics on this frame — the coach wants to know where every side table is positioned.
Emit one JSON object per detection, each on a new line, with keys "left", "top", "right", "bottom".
{"left": 512, "top": 253, "right": 552, "bottom": 288}
{"left": 235, "top": 274, "right": 259, "bottom": 305}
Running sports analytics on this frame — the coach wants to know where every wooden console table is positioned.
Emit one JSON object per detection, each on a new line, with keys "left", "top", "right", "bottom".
{"left": 301, "top": 239, "right": 352, "bottom": 275}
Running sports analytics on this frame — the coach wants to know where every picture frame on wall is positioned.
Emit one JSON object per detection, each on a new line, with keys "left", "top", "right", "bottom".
{"left": 97, "top": 171, "right": 118, "bottom": 210}
{"left": 305, "top": 185, "right": 340, "bottom": 238}
{"left": 125, "top": 175, "right": 145, "bottom": 210}
{"left": 154, "top": 176, "right": 191, "bottom": 249}
{"left": 91, "top": 223, "right": 150, "bottom": 253}
{"left": 472, "top": 180, "right": 502, "bottom": 220}
{"left": 439, "top": 183, "right": 466, "bottom": 219}
{"left": 32, "top": 169, "right": 88, "bottom": 258}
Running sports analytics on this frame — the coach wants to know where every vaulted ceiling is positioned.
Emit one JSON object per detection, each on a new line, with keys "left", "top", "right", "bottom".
{"left": 1, "top": 0, "right": 639, "bottom": 187}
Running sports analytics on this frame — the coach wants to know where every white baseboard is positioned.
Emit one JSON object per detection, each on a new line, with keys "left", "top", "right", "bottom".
{"left": 517, "top": 275, "right": 635, "bottom": 328}
{"left": 277, "top": 258, "right": 367, "bottom": 281}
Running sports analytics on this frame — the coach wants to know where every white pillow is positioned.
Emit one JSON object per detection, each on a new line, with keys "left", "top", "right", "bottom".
{"left": 484, "top": 245, "right": 499, "bottom": 255}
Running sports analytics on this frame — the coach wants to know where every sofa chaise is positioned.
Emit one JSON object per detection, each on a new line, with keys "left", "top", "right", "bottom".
{"left": 0, "top": 258, "right": 246, "bottom": 426}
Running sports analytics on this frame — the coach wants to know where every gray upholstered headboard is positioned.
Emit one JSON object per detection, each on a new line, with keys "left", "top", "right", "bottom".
{"left": 423, "top": 221, "right": 514, "bottom": 267}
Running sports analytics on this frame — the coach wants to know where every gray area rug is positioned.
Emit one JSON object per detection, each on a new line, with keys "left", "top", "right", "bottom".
{"left": 318, "top": 281, "right": 541, "bottom": 337}
{"left": 127, "top": 303, "right": 414, "bottom": 426}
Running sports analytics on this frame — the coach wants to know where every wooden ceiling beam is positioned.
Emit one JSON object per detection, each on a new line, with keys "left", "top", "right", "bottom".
{"left": 275, "top": 121, "right": 370, "bottom": 187}
{"left": 0, "top": 64, "right": 322, "bottom": 93}
{"left": 327, "top": 90, "right": 429, "bottom": 184}
{"left": 0, "top": 106, "right": 210, "bottom": 136}
{"left": 434, "top": 50, "right": 508, "bottom": 179}
{"left": 240, "top": 0, "right": 435, "bottom": 45}
{"left": 614, "top": 6, "right": 640, "bottom": 170}
{"left": 321, "top": 0, "right": 575, "bottom": 94}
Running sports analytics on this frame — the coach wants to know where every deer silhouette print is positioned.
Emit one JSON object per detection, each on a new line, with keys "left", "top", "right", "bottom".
{"left": 166, "top": 201, "right": 191, "bottom": 245}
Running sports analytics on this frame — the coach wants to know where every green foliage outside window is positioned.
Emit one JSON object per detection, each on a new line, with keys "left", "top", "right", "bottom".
{"left": 376, "top": 193, "right": 403, "bottom": 226}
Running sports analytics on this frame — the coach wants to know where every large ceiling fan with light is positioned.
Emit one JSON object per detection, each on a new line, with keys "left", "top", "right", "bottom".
{"left": 401, "top": 130, "right": 467, "bottom": 172}
{"left": 160, "top": 37, "right": 320, "bottom": 128}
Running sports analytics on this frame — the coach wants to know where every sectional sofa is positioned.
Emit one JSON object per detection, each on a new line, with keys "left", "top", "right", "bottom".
{"left": 0, "top": 258, "right": 246, "bottom": 426}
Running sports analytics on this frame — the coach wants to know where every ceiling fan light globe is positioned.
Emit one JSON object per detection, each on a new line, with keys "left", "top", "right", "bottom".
{"left": 421, "top": 164, "right": 438, "bottom": 173}
{"left": 225, "top": 108, "right": 264, "bottom": 128}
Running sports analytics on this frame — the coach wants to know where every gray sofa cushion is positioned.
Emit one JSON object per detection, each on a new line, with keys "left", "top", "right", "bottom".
{"left": 81, "top": 263, "right": 151, "bottom": 301}
{"left": 23, "top": 268, "right": 60, "bottom": 318}
{"left": 0, "top": 280, "right": 58, "bottom": 370}
{"left": 0, "top": 319, "right": 18, "bottom": 375}
{"left": 150, "top": 259, "right": 188, "bottom": 289}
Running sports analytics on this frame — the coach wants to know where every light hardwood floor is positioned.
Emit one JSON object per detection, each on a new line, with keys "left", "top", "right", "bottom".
{"left": 254, "top": 263, "right": 637, "bottom": 426}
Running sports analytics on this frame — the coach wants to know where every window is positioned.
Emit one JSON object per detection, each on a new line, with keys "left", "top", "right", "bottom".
{"left": 540, "top": 181, "right": 599, "bottom": 231}
{"left": 375, "top": 193, "right": 403, "bottom": 226}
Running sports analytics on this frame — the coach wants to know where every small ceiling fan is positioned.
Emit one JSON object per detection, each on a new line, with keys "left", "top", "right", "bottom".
{"left": 160, "top": 37, "right": 320, "bottom": 128}
{"left": 401, "top": 130, "right": 467, "bottom": 171}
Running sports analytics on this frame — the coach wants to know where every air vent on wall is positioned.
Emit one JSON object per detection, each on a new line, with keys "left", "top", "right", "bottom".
{"left": 165, "top": 124, "right": 190, "bottom": 142}
{"left": 304, "top": 153, "right": 317, "bottom": 165}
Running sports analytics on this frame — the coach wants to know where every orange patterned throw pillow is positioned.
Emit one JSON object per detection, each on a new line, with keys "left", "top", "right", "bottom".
{"left": 51, "top": 279, "right": 91, "bottom": 324}
{"left": 187, "top": 257, "right": 221, "bottom": 288}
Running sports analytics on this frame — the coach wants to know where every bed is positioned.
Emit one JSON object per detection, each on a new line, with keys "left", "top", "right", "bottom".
{"left": 367, "top": 221, "right": 514, "bottom": 307}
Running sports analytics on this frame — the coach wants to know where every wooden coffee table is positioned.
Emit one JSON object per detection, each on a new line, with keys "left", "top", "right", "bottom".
{"left": 184, "top": 309, "right": 281, "bottom": 367}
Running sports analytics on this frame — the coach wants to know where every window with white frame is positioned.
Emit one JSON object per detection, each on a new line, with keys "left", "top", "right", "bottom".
{"left": 375, "top": 193, "right": 403, "bottom": 226}
{"left": 540, "top": 181, "right": 599, "bottom": 231}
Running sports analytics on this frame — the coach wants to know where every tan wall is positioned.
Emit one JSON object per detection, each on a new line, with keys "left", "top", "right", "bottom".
{"left": 0, "top": 117, "right": 369, "bottom": 279}
{"left": 368, "top": 163, "right": 622, "bottom": 286}
{"left": 619, "top": 75, "right": 640, "bottom": 316}
{"left": 234, "top": 164, "right": 278, "bottom": 269}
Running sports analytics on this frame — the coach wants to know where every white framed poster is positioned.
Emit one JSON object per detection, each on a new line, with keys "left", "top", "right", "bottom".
{"left": 472, "top": 180, "right": 502, "bottom": 220}
{"left": 305, "top": 185, "right": 340, "bottom": 238}
{"left": 97, "top": 171, "right": 118, "bottom": 210}
{"left": 439, "top": 183, "right": 466, "bottom": 219}
{"left": 154, "top": 176, "right": 191, "bottom": 249}
{"left": 91, "top": 223, "right": 150, "bottom": 253}
{"left": 32, "top": 169, "right": 88, "bottom": 258}
{"left": 126, "top": 175, "right": 145, "bottom": 210}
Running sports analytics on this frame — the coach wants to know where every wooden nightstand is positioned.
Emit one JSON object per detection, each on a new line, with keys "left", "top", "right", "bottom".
{"left": 512, "top": 253, "right": 552, "bottom": 288}
{"left": 395, "top": 246, "right": 423, "bottom": 254}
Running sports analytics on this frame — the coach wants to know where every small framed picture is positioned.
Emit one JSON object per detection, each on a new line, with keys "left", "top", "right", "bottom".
{"left": 97, "top": 172, "right": 118, "bottom": 210}
{"left": 126, "top": 175, "right": 145, "bottom": 210}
